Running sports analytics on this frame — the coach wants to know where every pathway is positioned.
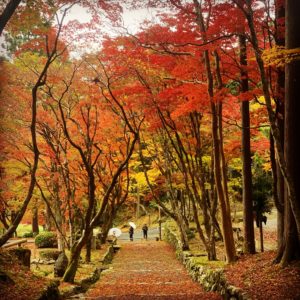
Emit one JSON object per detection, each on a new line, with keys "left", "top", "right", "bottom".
{"left": 85, "top": 241, "right": 221, "bottom": 300}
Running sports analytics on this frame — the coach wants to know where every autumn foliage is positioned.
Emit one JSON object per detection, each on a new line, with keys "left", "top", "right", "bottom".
{"left": 0, "top": 0, "right": 300, "bottom": 297}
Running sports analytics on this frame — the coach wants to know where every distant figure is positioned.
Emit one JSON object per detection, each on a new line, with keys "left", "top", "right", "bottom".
{"left": 129, "top": 226, "right": 134, "bottom": 241}
{"left": 142, "top": 224, "right": 148, "bottom": 240}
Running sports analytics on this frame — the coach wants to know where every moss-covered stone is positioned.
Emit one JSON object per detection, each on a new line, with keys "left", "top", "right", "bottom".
{"left": 38, "top": 280, "right": 60, "bottom": 300}
{"left": 163, "top": 224, "right": 249, "bottom": 300}
{"left": 102, "top": 245, "right": 114, "bottom": 264}
{"left": 54, "top": 252, "right": 68, "bottom": 277}
{"left": 39, "top": 249, "right": 61, "bottom": 261}
{"left": 8, "top": 248, "right": 31, "bottom": 268}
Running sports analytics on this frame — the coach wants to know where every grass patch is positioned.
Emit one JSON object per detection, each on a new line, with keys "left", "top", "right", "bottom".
{"left": 16, "top": 224, "right": 44, "bottom": 237}
{"left": 190, "top": 255, "right": 226, "bottom": 268}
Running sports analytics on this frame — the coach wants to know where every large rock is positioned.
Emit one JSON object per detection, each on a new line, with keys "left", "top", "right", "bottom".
{"left": 54, "top": 252, "right": 68, "bottom": 277}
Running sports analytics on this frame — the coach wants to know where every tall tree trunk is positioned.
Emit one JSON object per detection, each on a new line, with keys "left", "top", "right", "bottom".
{"left": 239, "top": 33, "right": 256, "bottom": 254}
{"left": 242, "top": 0, "right": 300, "bottom": 237}
{"left": 273, "top": 0, "right": 285, "bottom": 257}
{"left": 193, "top": 0, "right": 236, "bottom": 262}
{"left": 44, "top": 204, "right": 52, "bottom": 231}
{"left": 211, "top": 102, "right": 236, "bottom": 262}
{"left": 280, "top": 0, "right": 300, "bottom": 265}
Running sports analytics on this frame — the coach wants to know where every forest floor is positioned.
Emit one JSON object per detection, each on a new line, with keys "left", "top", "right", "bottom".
{"left": 85, "top": 240, "right": 221, "bottom": 300}
{"left": 225, "top": 250, "right": 300, "bottom": 300}
{"left": 2, "top": 210, "right": 300, "bottom": 300}
{"left": 0, "top": 249, "right": 54, "bottom": 300}
{"left": 224, "top": 210, "right": 300, "bottom": 299}
{"left": 0, "top": 242, "right": 110, "bottom": 300}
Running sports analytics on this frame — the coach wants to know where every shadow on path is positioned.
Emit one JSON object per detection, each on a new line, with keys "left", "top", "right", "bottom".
{"left": 84, "top": 241, "right": 221, "bottom": 300}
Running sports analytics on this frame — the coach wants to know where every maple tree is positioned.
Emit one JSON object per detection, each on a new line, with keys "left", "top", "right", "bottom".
{"left": 0, "top": 2, "right": 74, "bottom": 246}
{"left": 1, "top": 2, "right": 300, "bottom": 296}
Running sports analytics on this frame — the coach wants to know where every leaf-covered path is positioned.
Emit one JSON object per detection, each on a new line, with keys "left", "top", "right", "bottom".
{"left": 86, "top": 241, "right": 221, "bottom": 299}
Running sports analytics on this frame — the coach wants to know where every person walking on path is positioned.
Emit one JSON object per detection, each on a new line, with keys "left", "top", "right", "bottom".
{"left": 129, "top": 226, "right": 134, "bottom": 241}
{"left": 142, "top": 224, "right": 148, "bottom": 240}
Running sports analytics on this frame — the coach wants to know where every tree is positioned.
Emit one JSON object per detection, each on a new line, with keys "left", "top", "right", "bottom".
{"left": 270, "top": 0, "right": 285, "bottom": 258}
{"left": 234, "top": 0, "right": 300, "bottom": 243}
{"left": 239, "top": 31, "right": 256, "bottom": 254}
{"left": 0, "top": 5, "right": 72, "bottom": 246}
{"left": 0, "top": 0, "right": 22, "bottom": 35}
{"left": 51, "top": 56, "right": 144, "bottom": 282}
{"left": 279, "top": 0, "right": 300, "bottom": 265}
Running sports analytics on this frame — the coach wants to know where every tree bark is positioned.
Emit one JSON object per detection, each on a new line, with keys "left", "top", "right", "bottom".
{"left": 274, "top": 0, "right": 285, "bottom": 255}
{"left": 63, "top": 229, "right": 91, "bottom": 283}
{"left": 193, "top": 0, "right": 236, "bottom": 262}
{"left": 241, "top": 0, "right": 300, "bottom": 239}
{"left": 0, "top": 7, "right": 70, "bottom": 246}
{"left": 239, "top": 33, "right": 256, "bottom": 254}
{"left": 32, "top": 206, "right": 39, "bottom": 235}
{"left": 0, "top": 0, "right": 22, "bottom": 35}
{"left": 85, "top": 232, "right": 92, "bottom": 263}
{"left": 280, "top": 0, "right": 300, "bottom": 264}
{"left": 259, "top": 218, "right": 264, "bottom": 253}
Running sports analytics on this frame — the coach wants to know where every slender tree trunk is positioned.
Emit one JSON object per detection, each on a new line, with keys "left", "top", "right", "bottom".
{"left": 239, "top": 33, "right": 256, "bottom": 254}
{"left": 274, "top": 0, "right": 285, "bottom": 255}
{"left": 52, "top": 175, "right": 65, "bottom": 251}
{"left": 270, "top": 135, "right": 284, "bottom": 257}
{"left": 32, "top": 206, "right": 39, "bottom": 235}
{"left": 63, "top": 230, "right": 91, "bottom": 282}
{"left": 0, "top": 68, "right": 42, "bottom": 246}
{"left": 45, "top": 204, "right": 52, "bottom": 231}
{"left": 85, "top": 232, "right": 92, "bottom": 263}
{"left": 259, "top": 218, "right": 264, "bottom": 252}
{"left": 211, "top": 103, "right": 236, "bottom": 262}
{"left": 193, "top": 0, "right": 236, "bottom": 262}
{"left": 136, "top": 186, "right": 140, "bottom": 219}
{"left": 176, "top": 216, "right": 190, "bottom": 251}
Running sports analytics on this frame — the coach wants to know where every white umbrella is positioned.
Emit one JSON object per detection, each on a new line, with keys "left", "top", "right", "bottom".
{"left": 108, "top": 227, "right": 122, "bottom": 237}
{"left": 129, "top": 222, "right": 136, "bottom": 229}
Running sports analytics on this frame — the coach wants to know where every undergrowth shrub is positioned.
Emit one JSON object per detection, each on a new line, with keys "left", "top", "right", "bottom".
{"left": 35, "top": 232, "right": 57, "bottom": 248}
{"left": 22, "top": 232, "right": 33, "bottom": 238}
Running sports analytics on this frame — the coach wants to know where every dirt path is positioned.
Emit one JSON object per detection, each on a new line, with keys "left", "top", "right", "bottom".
{"left": 85, "top": 241, "right": 221, "bottom": 300}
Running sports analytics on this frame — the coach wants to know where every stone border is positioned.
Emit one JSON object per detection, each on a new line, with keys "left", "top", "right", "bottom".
{"left": 163, "top": 225, "right": 250, "bottom": 300}
{"left": 59, "top": 244, "right": 116, "bottom": 299}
